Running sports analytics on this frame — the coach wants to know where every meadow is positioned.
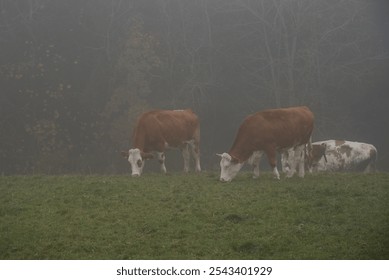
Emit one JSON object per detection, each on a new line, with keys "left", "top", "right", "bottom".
{"left": 0, "top": 172, "right": 388, "bottom": 260}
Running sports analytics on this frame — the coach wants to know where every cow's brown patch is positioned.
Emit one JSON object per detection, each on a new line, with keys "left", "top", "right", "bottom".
{"left": 335, "top": 140, "right": 345, "bottom": 146}
{"left": 339, "top": 145, "right": 352, "bottom": 157}
{"left": 312, "top": 143, "right": 326, "bottom": 161}
{"left": 328, "top": 149, "right": 346, "bottom": 170}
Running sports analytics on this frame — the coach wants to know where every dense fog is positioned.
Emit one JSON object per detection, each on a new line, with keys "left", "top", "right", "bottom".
{"left": 1, "top": 0, "right": 388, "bottom": 174}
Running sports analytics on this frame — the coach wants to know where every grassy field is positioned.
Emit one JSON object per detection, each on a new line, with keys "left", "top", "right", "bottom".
{"left": 0, "top": 172, "right": 388, "bottom": 260}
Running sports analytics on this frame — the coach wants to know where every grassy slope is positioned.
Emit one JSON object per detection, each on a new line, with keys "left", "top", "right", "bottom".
{"left": 0, "top": 172, "right": 388, "bottom": 259}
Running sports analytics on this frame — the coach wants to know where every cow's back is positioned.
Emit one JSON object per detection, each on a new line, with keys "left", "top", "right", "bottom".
{"left": 253, "top": 106, "right": 313, "bottom": 148}
{"left": 133, "top": 109, "right": 199, "bottom": 150}
{"left": 230, "top": 106, "right": 314, "bottom": 162}
{"left": 154, "top": 109, "right": 199, "bottom": 146}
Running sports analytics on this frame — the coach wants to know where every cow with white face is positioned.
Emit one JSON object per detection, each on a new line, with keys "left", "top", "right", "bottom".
{"left": 218, "top": 152, "right": 245, "bottom": 182}
{"left": 217, "top": 106, "right": 314, "bottom": 182}
{"left": 307, "top": 140, "right": 377, "bottom": 172}
{"left": 123, "top": 148, "right": 150, "bottom": 176}
{"left": 121, "top": 109, "right": 201, "bottom": 177}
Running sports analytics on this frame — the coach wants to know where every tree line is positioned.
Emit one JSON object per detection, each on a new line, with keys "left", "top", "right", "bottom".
{"left": 1, "top": 0, "right": 388, "bottom": 174}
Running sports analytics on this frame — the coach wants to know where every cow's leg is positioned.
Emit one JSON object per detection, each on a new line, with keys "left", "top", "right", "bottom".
{"left": 181, "top": 144, "right": 190, "bottom": 173}
{"left": 266, "top": 147, "right": 280, "bottom": 180}
{"left": 252, "top": 165, "right": 259, "bottom": 179}
{"left": 192, "top": 125, "right": 201, "bottom": 172}
{"left": 157, "top": 152, "right": 167, "bottom": 174}
{"left": 295, "top": 145, "right": 305, "bottom": 178}
{"left": 252, "top": 160, "right": 260, "bottom": 179}
{"left": 285, "top": 149, "right": 297, "bottom": 178}
{"left": 281, "top": 155, "right": 287, "bottom": 173}
{"left": 248, "top": 151, "right": 263, "bottom": 179}
{"left": 272, "top": 166, "right": 280, "bottom": 180}
{"left": 189, "top": 140, "right": 201, "bottom": 172}
{"left": 281, "top": 148, "right": 296, "bottom": 177}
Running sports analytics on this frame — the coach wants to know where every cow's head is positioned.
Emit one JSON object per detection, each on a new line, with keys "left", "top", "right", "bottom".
{"left": 306, "top": 143, "right": 327, "bottom": 170}
{"left": 216, "top": 153, "right": 244, "bottom": 182}
{"left": 121, "top": 148, "right": 153, "bottom": 177}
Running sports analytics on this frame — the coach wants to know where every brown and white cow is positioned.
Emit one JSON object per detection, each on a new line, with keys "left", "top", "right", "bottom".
{"left": 121, "top": 109, "right": 201, "bottom": 176}
{"left": 217, "top": 106, "right": 314, "bottom": 182}
{"left": 307, "top": 140, "right": 377, "bottom": 172}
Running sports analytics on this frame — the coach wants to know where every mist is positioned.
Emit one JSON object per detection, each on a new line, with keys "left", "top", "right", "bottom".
{"left": 1, "top": 0, "right": 388, "bottom": 174}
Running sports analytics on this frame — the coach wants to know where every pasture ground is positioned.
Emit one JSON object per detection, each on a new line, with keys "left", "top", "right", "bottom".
{"left": 0, "top": 172, "right": 388, "bottom": 259}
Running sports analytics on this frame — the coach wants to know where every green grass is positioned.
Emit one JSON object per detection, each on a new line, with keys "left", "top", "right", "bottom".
{"left": 0, "top": 172, "right": 388, "bottom": 259}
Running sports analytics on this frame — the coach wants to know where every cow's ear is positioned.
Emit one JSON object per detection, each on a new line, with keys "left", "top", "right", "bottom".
{"left": 121, "top": 150, "right": 129, "bottom": 158}
{"left": 142, "top": 152, "right": 154, "bottom": 160}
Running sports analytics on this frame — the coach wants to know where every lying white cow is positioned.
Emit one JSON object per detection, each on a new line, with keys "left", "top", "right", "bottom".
{"left": 308, "top": 140, "right": 377, "bottom": 172}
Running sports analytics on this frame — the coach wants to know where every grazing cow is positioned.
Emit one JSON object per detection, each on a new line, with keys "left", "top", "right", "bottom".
{"left": 307, "top": 140, "right": 377, "bottom": 172}
{"left": 217, "top": 106, "right": 314, "bottom": 182}
{"left": 121, "top": 109, "right": 201, "bottom": 176}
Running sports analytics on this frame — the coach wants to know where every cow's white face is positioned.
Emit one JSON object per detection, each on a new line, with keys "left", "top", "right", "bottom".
{"left": 218, "top": 153, "right": 244, "bottom": 182}
{"left": 127, "top": 148, "right": 145, "bottom": 177}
